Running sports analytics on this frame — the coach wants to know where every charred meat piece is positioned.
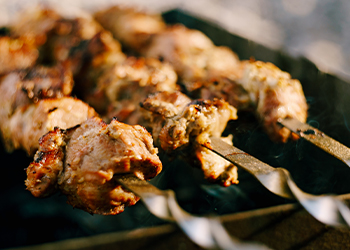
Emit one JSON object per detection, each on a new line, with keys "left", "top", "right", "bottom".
{"left": 142, "top": 91, "right": 238, "bottom": 186}
{"left": 0, "top": 97, "right": 97, "bottom": 155}
{"left": 26, "top": 117, "right": 162, "bottom": 215}
{"left": 86, "top": 57, "right": 177, "bottom": 124}
{"left": 94, "top": 6, "right": 165, "bottom": 52}
{"left": 0, "top": 36, "right": 38, "bottom": 74}
{"left": 238, "top": 60, "right": 308, "bottom": 142}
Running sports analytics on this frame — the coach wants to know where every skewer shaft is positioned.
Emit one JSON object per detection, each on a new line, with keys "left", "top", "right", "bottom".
{"left": 278, "top": 117, "right": 350, "bottom": 167}
{"left": 115, "top": 174, "right": 270, "bottom": 250}
{"left": 205, "top": 137, "right": 350, "bottom": 228}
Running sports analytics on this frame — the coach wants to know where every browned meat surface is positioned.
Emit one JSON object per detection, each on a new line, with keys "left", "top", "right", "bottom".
{"left": 94, "top": 6, "right": 165, "bottom": 52}
{"left": 238, "top": 60, "right": 308, "bottom": 142}
{"left": 1, "top": 97, "right": 97, "bottom": 155}
{"left": 86, "top": 57, "right": 177, "bottom": 124}
{"left": 26, "top": 117, "right": 162, "bottom": 215}
{"left": 0, "top": 36, "right": 38, "bottom": 75}
{"left": 141, "top": 91, "right": 238, "bottom": 186}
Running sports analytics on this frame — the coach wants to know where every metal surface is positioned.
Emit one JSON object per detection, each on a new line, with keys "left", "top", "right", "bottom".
{"left": 205, "top": 137, "right": 350, "bottom": 228}
{"left": 278, "top": 117, "right": 350, "bottom": 167}
{"left": 116, "top": 174, "right": 270, "bottom": 250}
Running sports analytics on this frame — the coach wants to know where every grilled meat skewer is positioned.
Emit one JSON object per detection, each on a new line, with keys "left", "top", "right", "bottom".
{"left": 95, "top": 7, "right": 308, "bottom": 143}
{"left": 26, "top": 117, "right": 162, "bottom": 215}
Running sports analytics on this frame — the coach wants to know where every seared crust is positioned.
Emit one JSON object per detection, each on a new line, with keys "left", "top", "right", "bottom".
{"left": 26, "top": 117, "right": 162, "bottom": 215}
{"left": 25, "top": 127, "right": 66, "bottom": 198}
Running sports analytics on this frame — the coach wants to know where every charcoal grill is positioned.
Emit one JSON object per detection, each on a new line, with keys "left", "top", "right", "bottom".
{"left": 2, "top": 9, "right": 350, "bottom": 250}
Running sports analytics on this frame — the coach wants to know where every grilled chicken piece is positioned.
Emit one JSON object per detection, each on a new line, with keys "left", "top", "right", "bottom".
{"left": 0, "top": 97, "right": 97, "bottom": 155}
{"left": 26, "top": 117, "right": 162, "bottom": 215}
{"left": 86, "top": 56, "right": 177, "bottom": 124}
{"left": 0, "top": 36, "right": 39, "bottom": 75}
{"left": 238, "top": 60, "right": 308, "bottom": 142}
{"left": 142, "top": 91, "right": 239, "bottom": 186}
{"left": 94, "top": 6, "right": 165, "bottom": 52}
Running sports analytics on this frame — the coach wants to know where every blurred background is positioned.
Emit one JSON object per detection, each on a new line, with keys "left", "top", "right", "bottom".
{"left": 0, "top": 0, "right": 349, "bottom": 80}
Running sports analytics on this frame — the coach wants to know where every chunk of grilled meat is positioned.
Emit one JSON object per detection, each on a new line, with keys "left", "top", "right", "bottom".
{"left": 85, "top": 56, "right": 177, "bottom": 124}
{"left": 94, "top": 6, "right": 165, "bottom": 52}
{"left": 142, "top": 91, "right": 238, "bottom": 186}
{"left": 0, "top": 64, "right": 75, "bottom": 154}
{"left": 0, "top": 97, "right": 97, "bottom": 155}
{"left": 0, "top": 36, "right": 38, "bottom": 74}
{"left": 26, "top": 117, "right": 162, "bottom": 215}
{"left": 238, "top": 60, "right": 308, "bottom": 142}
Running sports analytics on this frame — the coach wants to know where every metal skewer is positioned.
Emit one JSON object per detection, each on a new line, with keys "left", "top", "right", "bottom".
{"left": 204, "top": 136, "right": 350, "bottom": 228}
{"left": 278, "top": 117, "right": 350, "bottom": 167}
{"left": 115, "top": 174, "right": 271, "bottom": 250}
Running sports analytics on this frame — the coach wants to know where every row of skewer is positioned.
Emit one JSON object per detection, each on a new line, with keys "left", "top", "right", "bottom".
{"left": 1, "top": 5, "right": 350, "bottom": 249}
